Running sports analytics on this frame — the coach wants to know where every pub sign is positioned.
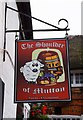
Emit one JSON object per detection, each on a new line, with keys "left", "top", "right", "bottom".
{"left": 14, "top": 38, "right": 71, "bottom": 102}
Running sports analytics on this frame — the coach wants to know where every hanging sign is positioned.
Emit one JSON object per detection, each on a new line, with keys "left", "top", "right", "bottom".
{"left": 14, "top": 38, "right": 71, "bottom": 102}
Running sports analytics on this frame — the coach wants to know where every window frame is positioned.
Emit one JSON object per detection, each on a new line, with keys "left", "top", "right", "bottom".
{"left": 70, "top": 71, "right": 83, "bottom": 87}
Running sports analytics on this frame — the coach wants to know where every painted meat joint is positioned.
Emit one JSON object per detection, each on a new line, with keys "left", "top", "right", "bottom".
{"left": 14, "top": 39, "right": 71, "bottom": 102}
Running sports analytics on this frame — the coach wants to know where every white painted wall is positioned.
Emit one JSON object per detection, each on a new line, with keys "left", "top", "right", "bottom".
{"left": 0, "top": 2, "right": 4, "bottom": 79}
{"left": 0, "top": 1, "right": 19, "bottom": 118}
{"left": 81, "top": 1, "right": 83, "bottom": 35}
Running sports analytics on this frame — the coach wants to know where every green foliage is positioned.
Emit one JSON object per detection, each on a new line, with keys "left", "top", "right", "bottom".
{"left": 38, "top": 114, "right": 49, "bottom": 120}
{"left": 30, "top": 114, "right": 49, "bottom": 120}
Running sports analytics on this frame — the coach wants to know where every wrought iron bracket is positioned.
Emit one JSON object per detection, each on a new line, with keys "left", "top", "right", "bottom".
{"left": 6, "top": 5, "right": 70, "bottom": 32}
{"left": 3, "top": 3, "right": 70, "bottom": 61}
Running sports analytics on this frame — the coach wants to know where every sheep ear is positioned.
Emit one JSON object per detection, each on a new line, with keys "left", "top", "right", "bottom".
{"left": 40, "top": 63, "right": 44, "bottom": 67}
{"left": 26, "top": 62, "right": 31, "bottom": 66}
{"left": 20, "top": 67, "right": 23, "bottom": 72}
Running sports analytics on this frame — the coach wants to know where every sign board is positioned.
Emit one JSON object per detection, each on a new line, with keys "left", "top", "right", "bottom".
{"left": 14, "top": 38, "right": 71, "bottom": 102}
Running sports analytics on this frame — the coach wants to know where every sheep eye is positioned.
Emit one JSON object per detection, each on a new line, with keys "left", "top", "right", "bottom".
{"left": 36, "top": 63, "right": 38, "bottom": 67}
{"left": 32, "top": 64, "right": 35, "bottom": 67}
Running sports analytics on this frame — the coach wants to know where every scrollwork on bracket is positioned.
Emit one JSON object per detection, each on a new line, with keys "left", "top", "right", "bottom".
{"left": 58, "top": 19, "right": 69, "bottom": 30}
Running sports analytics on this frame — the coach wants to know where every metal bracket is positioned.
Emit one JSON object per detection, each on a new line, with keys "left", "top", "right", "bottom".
{"left": 3, "top": 3, "right": 70, "bottom": 61}
{"left": 6, "top": 5, "right": 70, "bottom": 32}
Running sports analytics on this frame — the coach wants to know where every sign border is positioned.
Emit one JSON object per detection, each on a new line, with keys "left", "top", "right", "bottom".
{"left": 14, "top": 37, "right": 71, "bottom": 103}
